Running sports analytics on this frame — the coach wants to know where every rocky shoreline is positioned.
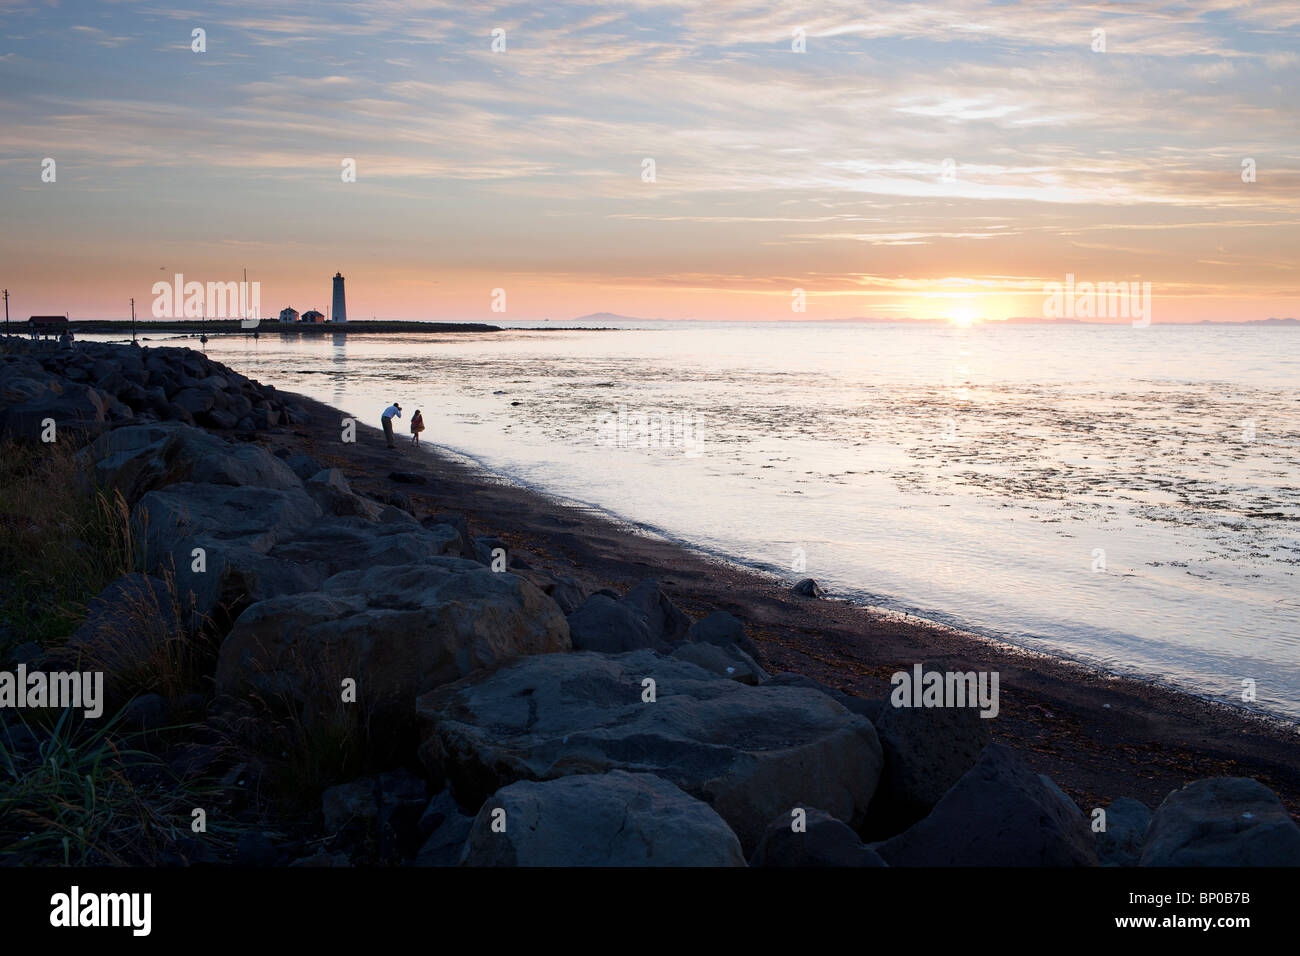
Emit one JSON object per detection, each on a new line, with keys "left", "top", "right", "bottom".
{"left": 2, "top": 336, "right": 1298, "bottom": 866}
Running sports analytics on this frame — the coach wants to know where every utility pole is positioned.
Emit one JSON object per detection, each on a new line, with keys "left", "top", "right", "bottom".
{"left": 3, "top": 289, "right": 8, "bottom": 333}
{"left": 130, "top": 297, "right": 136, "bottom": 344}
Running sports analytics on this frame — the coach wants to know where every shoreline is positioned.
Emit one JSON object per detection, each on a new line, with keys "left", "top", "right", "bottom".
{"left": 271, "top": 386, "right": 1300, "bottom": 818}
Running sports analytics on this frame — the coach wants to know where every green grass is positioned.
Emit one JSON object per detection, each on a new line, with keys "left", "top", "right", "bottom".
{"left": 0, "top": 705, "right": 237, "bottom": 866}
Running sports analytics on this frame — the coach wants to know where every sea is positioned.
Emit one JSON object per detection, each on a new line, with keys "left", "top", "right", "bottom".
{"left": 87, "top": 320, "right": 1300, "bottom": 721}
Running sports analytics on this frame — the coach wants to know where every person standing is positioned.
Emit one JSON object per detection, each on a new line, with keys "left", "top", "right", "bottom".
{"left": 410, "top": 409, "right": 425, "bottom": 445}
{"left": 381, "top": 401, "right": 402, "bottom": 448}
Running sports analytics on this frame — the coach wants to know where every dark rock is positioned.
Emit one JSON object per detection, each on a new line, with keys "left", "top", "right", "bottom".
{"left": 461, "top": 771, "right": 746, "bottom": 867}
{"left": 415, "top": 789, "right": 475, "bottom": 866}
{"left": 418, "top": 649, "right": 882, "bottom": 854}
{"left": 1140, "top": 778, "right": 1300, "bottom": 866}
{"left": 867, "top": 695, "right": 992, "bottom": 835}
{"left": 686, "top": 610, "right": 760, "bottom": 659}
{"left": 236, "top": 831, "right": 278, "bottom": 867}
{"left": 284, "top": 453, "right": 326, "bottom": 481}
{"left": 669, "top": 641, "right": 767, "bottom": 685}
{"left": 378, "top": 769, "right": 429, "bottom": 861}
{"left": 388, "top": 471, "right": 425, "bottom": 484}
{"left": 751, "top": 808, "right": 887, "bottom": 867}
{"left": 875, "top": 743, "right": 1098, "bottom": 866}
{"left": 1096, "top": 797, "right": 1152, "bottom": 866}
{"left": 620, "top": 579, "right": 691, "bottom": 643}
{"left": 568, "top": 593, "right": 664, "bottom": 653}
{"left": 322, "top": 778, "right": 379, "bottom": 834}
{"left": 792, "top": 578, "right": 824, "bottom": 598}
{"left": 765, "top": 672, "right": 882, "bottom": 721}
{"left": 216, "top": 560, "right": 571, "bottom": 736}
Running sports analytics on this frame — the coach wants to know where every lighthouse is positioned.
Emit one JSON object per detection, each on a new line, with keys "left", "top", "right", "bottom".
{"left": 331, "top": 272, "right": 347, "bottom": 323}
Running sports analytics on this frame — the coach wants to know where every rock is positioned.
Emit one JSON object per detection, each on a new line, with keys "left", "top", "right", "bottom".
{"left": 1096, "top": 797, "right": 1152, "bottom": 866}
{"left": 284, "top": 454, "right": 326, "bottom": 481}
{"left": 686, "top": 610, "right": 760, "bottom": 659}
{"left": 620, "top": 579, "right": 692, "bottom": 643}
{"left": 567, "top": 593, "right": 664, "bottom": 653}
{"left": 418, "top": 649, "right": 882, "bottom": 853}
{"left": 670, "top": 641, "right": 768, "bottom": 685}
{"left": 0, "top": 383, "right": 106, "bottom": 439}
{"left": 875, "top": 743, "right": 1098, "bottom": 866}
{"left": 765, "top": 672, "right": 882, "bottom": 721}
{"left": 378, "top": 769, "right": 429, "bottom": 861}
{"left": 473, "top": 535, "right": 507, "bottom": 567}
{"left": 415, "top": 789, "right": 475, "bottom": 866}
{"left": 265, "top": 518, "right": 464, "bottom": 584}
{"left": 134, "top": 483, "right": 322, "bottom": 617}
{"left": 751, "top": 808, "right": 887, "bottom": 867}
{"left": 519, "top": 569, "right": 584, "bottom": 615}
{"left": 867, "top": 697, "right": 992, "bottom": 835}
{"left": 322, "top": 778, "right": 379, "bottom": 834}
{"left": 424, "top": 514, "right": 470, "bottom": 552}
{"left": 236, "top": 831, "right": 278, "bottom": 867}
{"left": 1139, "top": 778, "right": 1300, "bottom": 866}
{"left": 288, "top": 851, "right": 351, "bottom": 867}
{"left": 388, "top": 471, "right": 425, "bottom": 484}
{"left": 461, "top": 771, "right": 746, "bottom": 867}
{"left": 792, "top": 578, "right": 824, "bottom": 598}
{"left": 197, "top": 407, "right": 240, "bottom": 430}
{"left": 189, "top": 442, "right": 301, "bottom": 490}
{"left": 79, "top": 422, "right": 297, "bottom": 506}
{"left": 170, "top": 387, "right": 215, "bottom": 417}
{"left": 305, "top": 468, "right": 383, "bottom": 519}
{"left": 216, "top": 560, "right": 571, "bottom": 735}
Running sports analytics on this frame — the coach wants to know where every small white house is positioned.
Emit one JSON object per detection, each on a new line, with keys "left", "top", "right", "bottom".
{"left": 279, "top": 307, "right": 299, "bottom": 323}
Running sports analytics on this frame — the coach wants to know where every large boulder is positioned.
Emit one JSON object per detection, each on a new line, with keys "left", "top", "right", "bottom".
{"left": 669, "top": 640, "right": 767, "bottom": 685}
{"left": 415, "top": 789, "right": 475, "bottom": 866}
{"left": 460, "top": 771, "right": 746, "bottom": 867}
{"left": 620, "top": 579, "right": 692, "bottom": 644}
{"left": 418, "top": 649, "right": 883, "bottom": 853}
{"left": 1139, "top": 778, "right": 1300, "bottom": 866}
{"left": 1096, "top": 797, "right": 1152, "bottom": 866}
{"left": 0, "top": 382, "right": 106, "bottom": 439}
{"left": 867, "top": 698, "right": 992, "bottom": 835}
{"left": 875, "top": 743, "right": 1098, "bottom": 866}
{"left": 134, "top": 482, "right": 322, "bottom": 616}
{"left": 567, "top": 593, "right": 664, "bottom": 653}
{"left": 304, "top": 468, "right": 383, "bottom": 519}
{"left": 750, "top": 807, "right": 887, "bottom": 867}
{"left": 80, "top": 422, "right": 298, "bottom": 505}
{"left": 686, "top": 610, "right": 760, "bottom": 660}
{"left": 215, "top": 560, "right": 571, "bottom": 734}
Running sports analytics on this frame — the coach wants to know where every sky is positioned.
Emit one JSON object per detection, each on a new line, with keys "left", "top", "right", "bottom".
{"left": 1, "top": 0, "right": 1298, "bottom": 323}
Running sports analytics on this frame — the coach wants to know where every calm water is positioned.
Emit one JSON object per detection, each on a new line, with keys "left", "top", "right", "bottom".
{"left": 102, "top": 322, "right": 1300, "bottom": 720}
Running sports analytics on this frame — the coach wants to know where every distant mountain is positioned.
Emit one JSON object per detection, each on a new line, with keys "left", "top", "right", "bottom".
{"left": 571, "top": 312, "right": 664, "bottom": 324}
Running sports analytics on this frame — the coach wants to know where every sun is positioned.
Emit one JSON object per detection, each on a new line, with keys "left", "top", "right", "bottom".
{"left": 948, "top": 307, "right": 980, "bottom": 327}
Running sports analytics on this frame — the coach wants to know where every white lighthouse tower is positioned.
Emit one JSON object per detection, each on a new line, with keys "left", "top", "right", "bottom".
{"left": 331, "top": 272, "right": 347, "bottom": 323}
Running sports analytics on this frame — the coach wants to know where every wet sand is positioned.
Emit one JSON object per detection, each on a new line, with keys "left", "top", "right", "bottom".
{"left": 261, "top": 388, "right": 1300, "bottom": 819}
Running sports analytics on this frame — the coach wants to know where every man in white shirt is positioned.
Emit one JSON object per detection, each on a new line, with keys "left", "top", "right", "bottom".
{"left": 381, "top": 402, "right": 402, "bottom": 448}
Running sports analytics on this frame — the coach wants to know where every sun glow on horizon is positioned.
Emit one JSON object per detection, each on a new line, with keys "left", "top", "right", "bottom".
{"left": 948, "top": 307, "right": 981, "bottom": 327}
